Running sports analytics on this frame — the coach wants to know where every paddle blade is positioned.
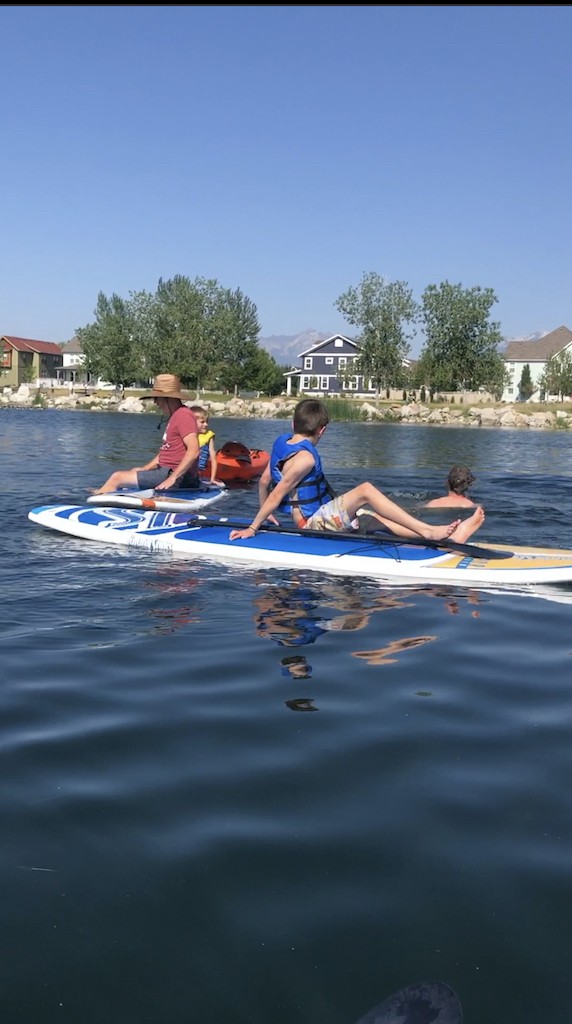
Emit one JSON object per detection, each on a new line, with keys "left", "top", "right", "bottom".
{"left": 352, "top": 980, "right": 462, "bottom": 1024}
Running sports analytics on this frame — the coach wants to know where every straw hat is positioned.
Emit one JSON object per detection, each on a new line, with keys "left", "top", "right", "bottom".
{"left": 141, "top": 374, "right": 189, "bottom": 401}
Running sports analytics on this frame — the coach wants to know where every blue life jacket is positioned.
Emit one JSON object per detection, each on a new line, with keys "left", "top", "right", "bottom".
{"left": 270, "top": 434, "right": 335, "bottom": 518}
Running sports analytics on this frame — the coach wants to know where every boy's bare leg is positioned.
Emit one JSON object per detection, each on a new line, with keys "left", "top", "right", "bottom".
{"left": 359, "top": 504, "right": 485, "bottom": 543}
{"left": 343, "top": 483, "right": 461, "bottom": 542}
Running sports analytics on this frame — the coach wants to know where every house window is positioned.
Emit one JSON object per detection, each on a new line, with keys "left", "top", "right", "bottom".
{"left": 320, "top": 376, "right": 328, "bottom": 389}
{"left": 334, "top": 338, "right": 343, "bottom": 347}
{"left": 338, "top": 357, "right": 347, "bottom": 367}
{"left": 342, "top": 378, "right": 358, "bottom": 391}
{"left": 304, "top": 357, "right": 313, "bottom": 370}
{"left": 1, "top": 348, "right": 11, "bottom": 368}
{"left": 300, "top": 375, "right": 311, "bottom": 390}
{"left": 325, "top": 357, "right": 333, "bottom": 365}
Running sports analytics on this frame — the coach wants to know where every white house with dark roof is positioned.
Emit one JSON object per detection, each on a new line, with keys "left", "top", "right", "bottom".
{"left": 502, "top": 325, "right": 572, "bottom": 401}
{"left": 283, "top": 333, "right": 411, "bottom": 397}
{"left": 60, "top": 336, "right": 90, "bottom": 385}
{"left": 60, "top": 337, "right": 116, "bottom": 389}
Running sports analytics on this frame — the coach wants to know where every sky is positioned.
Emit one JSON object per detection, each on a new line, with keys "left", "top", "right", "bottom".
{"left": 1, "top": 5, "right": 571, "bottom": 357}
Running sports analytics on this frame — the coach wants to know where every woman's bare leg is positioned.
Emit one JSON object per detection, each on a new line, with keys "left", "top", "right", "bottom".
{"left": 89, "top": 469, "right": 139, "bottom": 495}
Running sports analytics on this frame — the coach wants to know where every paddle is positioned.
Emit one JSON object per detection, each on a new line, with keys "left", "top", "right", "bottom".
{"left": 186, "top": 514, "right": 514, "bottom": 561}
{"left": 352, "top": 980, "right": 462, "bottom": 1023}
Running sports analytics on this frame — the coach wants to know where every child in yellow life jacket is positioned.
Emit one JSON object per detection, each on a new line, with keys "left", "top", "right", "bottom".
{"left": 190, "top": 406, "right": 223, "bottom": 487}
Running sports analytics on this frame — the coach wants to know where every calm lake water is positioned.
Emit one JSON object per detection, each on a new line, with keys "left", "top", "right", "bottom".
{"left": 3, "top": 407, "right": 572, "bottom": 1023}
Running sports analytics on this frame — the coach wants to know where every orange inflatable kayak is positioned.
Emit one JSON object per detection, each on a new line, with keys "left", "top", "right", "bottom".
{"left": 200, "top": 441, "right": 270, "bottom": 483}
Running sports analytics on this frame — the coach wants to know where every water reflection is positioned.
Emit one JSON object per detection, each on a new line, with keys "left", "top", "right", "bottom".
{"left": 252, "top": 573, "right": 412, "bottom": 648}
{"left": 142, "top": 566, "right": 203, "bottom": 634}
{"left": 351, "top": 633, "right": 437, "bottom": 666}
{"left": 411, "top": 584, "right": 485, "bottom": 617}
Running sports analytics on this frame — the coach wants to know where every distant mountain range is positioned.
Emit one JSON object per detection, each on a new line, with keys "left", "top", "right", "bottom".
{"left": 258, "top": 326, "right": 544, "bottom": 365}
{"left": 258, "top": 328, "right": 332, "bottom": 367}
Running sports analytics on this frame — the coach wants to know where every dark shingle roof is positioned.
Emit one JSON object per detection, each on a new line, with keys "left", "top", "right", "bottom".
{"left": 504, "top": 325, "right": 572, "bottom": 361}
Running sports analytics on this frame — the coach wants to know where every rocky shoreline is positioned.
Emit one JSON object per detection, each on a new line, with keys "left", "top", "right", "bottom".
{"left": 2, "top": 385, "right": 569, "bottom": 430}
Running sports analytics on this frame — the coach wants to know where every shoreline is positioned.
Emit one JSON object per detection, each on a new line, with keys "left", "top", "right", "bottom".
{"left": 2, "top": 389, "right": 570, "bottom": 430}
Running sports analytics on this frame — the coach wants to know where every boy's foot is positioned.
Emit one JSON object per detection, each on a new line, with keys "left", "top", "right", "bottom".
{"left": 451, "top": 505, "right": 485, "bottom": 542}
{"left": 423, "top": 519, "right": 462, "bottom": 542}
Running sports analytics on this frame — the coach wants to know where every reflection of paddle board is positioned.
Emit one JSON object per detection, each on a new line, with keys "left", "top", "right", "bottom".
{"left": 28, "top": 505, "right": 572, "bottom": 592}
{"left": 86, "top": 484, "right": 227, "bottom": 513}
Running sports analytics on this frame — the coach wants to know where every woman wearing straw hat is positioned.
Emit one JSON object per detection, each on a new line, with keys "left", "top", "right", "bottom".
{"left": 90, "top": 375, "right": 201, "bottom": 495}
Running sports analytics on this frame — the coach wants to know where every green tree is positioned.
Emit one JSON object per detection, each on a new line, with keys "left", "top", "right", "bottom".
{"left": 150, "top": 275, "right": 220, "bottom": 388}
{"left": 241, "top": 347, "right": 285, "bottom": 395}
{"left": 335, "top": 272, "right": 418, "bottom": 396}
{"left": 77, "top": 276, "right": 263, "bottom": 394}
{"left": 211, "top": 286, "right": 261, "bottom": 394}
{"left": 518, "top": 363, "right": 534, "bottom": 401}
{"left": 77, "top": 292, "right": 145, "bottom": 389}
{"left": 149, "top": 276, "right": 262, "bottom": 393}
{"left": 539, "top": 350, "right": 572, "bottom": 401}
{"left": 419, "top": 281, "right": 505, "bottom": 393}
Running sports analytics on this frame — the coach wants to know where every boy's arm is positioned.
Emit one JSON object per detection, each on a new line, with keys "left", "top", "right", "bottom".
{"left": 256, "top": 464, "right": 278, "bottom": 523}
{"left": 230, "top": 451, "right": 313, "bottom": 540}
{"left": 208, "top": 438, "right": 219, "bottom": 483}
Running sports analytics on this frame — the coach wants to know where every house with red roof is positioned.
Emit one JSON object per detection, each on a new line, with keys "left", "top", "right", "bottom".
{"left": 1, "top": 336, "right": 63, "bottom": 389}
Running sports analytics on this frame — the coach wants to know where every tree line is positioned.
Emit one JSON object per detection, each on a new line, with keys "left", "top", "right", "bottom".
{"left": 77, "top": 276, "right": 286, "bottom": 395}
{"left": 77, "top": 271, "right": 510, "bottom": 396}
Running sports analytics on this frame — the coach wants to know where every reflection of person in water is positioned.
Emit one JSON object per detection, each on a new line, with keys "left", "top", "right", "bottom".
{"left": 281, "top": 657, "right": 318, "bottom": 711}
{"left": 253, "top": 575, "right": 412, "bottom": 649}
{"left": 281, "top": 654, "right": 313, "bottom": 678}
{"left": 285, "top": 697, "right": 319, "bottom": 712}
{"left": 351, "top": 634, "right": 437, "bottom": 666}
{"left": 255, "top": 583, "right": 329, "bottom": 647}
{"left": 411, "top": 585, "right": 484, "bottom": 618}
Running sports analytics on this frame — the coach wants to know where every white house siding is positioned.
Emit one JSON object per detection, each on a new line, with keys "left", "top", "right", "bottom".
{"left": 502, "top": 327, "right": 572, "bottom": 402}
{"left": 503, "top": 359, "right": 551, "bottom": 402}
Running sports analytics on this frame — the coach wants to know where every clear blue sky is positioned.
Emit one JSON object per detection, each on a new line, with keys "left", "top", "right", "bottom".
{"left": 2, "top": 5, "right": 571, "bottom": 356}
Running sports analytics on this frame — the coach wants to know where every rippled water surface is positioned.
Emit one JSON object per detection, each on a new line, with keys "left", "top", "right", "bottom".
{"left": 2, "top": 408, "right": 572, "bottom": 1023}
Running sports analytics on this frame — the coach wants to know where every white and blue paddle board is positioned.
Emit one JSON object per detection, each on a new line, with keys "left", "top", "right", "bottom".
{"left": 86, "top": 483, "right": 227, "bottom": 513}
{"left": 27, "top": 505, "right": 572, "bottom": 590}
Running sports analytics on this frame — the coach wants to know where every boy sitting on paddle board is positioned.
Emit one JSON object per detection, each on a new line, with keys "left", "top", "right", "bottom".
{"left": 229, "top": 398, "right": 484, "bottom": 543}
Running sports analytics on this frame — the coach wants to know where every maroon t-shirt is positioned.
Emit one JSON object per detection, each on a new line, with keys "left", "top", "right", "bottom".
{"left": 158, "top": 406, "right": 198, "bottom": 470}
